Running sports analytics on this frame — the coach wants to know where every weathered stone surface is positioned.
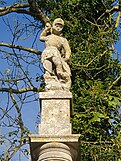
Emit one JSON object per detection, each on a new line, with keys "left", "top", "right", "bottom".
{"left": 29, "top": 134, "right": 80, "bottom": 161}
{"left": 39, "top": 90, "right": 72, "bottom": 98}
{"left": 29, "top": 134, "right": 80, "bottom": 143}
{"left": 39, "top": 18, "right": 71, "bottom": 91}
{"left": 38, "top": 91, "right": 72, "bottom": 135}
{"left": 29, "top": 90, "right": 80, "bottom": 161}
{"left": 38, "top": 142, "right": 73, "bottom": 161}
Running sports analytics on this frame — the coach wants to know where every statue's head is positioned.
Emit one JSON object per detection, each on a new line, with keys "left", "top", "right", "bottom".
{"left": 52, "top": 18, "right": 64, "bottom": 35}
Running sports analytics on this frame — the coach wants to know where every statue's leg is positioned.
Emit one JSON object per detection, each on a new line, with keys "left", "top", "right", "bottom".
{"left": 52, "top": 56, "right": 63, "bottom": 73}
{"left": 52, "top": 56, "right": 68, "bottom": 80}
{"left": 43, "top": 59, "right": 53, "bottom": 77}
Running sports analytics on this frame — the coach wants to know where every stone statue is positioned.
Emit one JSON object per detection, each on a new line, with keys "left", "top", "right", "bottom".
{"left": 40, "top": 18, "right": 71, "bottom": 91}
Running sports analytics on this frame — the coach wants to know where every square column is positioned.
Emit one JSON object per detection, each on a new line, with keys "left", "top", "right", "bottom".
{"left": 29, "top": 91, "right": 80, "bottom": 161}
{"left": 38, "top": 91, "right": 72, "bottom": 135}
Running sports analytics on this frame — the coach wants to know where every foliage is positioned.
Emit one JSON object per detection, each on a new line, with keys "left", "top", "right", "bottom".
{"left": 0, "top": 0, "right": 121, "bottom": 160}
{"left": 38, "top": 0, "right": 121, "bottom": 160}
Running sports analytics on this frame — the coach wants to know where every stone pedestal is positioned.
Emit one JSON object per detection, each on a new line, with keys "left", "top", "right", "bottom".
{"left": 38, "top": 91, "right": 72, "bottom": 135}
{"left": 29, "top": 91, "right": 80, "bottom": 161}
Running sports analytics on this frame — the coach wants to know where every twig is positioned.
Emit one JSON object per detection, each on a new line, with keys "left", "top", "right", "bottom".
{"left": 0, "top": 86, "right": 44, "bottom": 94}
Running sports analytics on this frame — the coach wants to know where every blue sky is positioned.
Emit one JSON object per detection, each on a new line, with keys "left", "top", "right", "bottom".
{"left": 0, "top": 12, "right": 43, "bottom": 129}
{"left": 0, "top": 1, "right": 45, "bottom": 160}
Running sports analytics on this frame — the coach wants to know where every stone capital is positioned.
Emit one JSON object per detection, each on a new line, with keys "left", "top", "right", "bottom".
{"left": 29, "top": 134, "right": 80, "bottom": 161}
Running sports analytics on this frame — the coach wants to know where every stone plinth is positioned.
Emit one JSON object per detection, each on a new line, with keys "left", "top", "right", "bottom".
{"left": 29, "top": 91, "right": 80, "bottom": 161}
{"left": 38, "top": 91, "right": 72, "bottom": 135}
{"left": 29, "top": 134, "right": 80, "bottom": 161}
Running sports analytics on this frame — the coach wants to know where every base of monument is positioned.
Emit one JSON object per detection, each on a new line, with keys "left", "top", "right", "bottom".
{"left": 29, "top": 134, "right": 80, "bottom": 161}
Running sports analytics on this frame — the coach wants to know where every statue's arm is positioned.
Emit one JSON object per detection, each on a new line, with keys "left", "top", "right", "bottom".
{"left": 39, "top": 23, "right": 51, "bottom": 42}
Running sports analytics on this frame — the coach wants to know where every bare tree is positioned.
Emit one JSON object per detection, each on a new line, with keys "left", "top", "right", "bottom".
{"left": 0, "top": 1, "right": 48, "bottom": 160}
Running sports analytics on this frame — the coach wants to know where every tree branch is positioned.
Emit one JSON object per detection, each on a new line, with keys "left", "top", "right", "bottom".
{"left": 9, "top": 92, "right": 25, "bottom": 159}
{"left": 28, "top": 0, "right": 49, "bottom": 25}
{"left": 0, "top": 2, "right": 49, "bottom": 24}
{"left": 0, "top": 42, "right": 42, "bottom": 55}
{"left": 0, "top": 3, "right": 29, "bottom": 16}
{"left": 115, "top": 12, "right": 121, "bottom": 28}
{"left": 106, "top": 6, "right": 120, "bottom": 14}
{"left": 108, "top": 75, "right": 121, "bottom": 91}
{"left": 0, "top": 86, "right": 44, "bottom": 94}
